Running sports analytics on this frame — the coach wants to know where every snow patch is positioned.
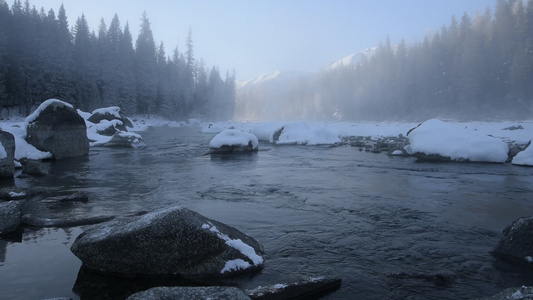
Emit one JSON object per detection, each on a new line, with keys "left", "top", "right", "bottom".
{"left": 202, "top": 223, "right": 263, "bottom": 274}
{"left": 0, "top": 142, "right": 6, "bottom": 159}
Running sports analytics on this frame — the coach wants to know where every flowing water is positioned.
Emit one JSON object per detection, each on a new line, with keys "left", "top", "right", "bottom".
{"left": 1, "top": 125, "right": 533, "bottom": 300}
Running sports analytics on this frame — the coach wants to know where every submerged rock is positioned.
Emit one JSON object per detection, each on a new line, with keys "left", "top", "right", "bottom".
{"left": 104, "top": 131, "right": 145, "bottom": 148}
{"left": 25, "top": 99, "right": 89, "bottom": 159}
{"left": 21, "top": 159, "right": 47, "bottom": 176}
{"left": 0, "top": 130, "right": 15, "bottom": 178}
{"left": 70, "top": 206, "right": 264, "bottom": 278}
{"left": 0, "top": 201, "right": 22, "bottom": 235}
{"left": 478, "top": 286, "right": 533, "bottom": 300}
{"left": 246, "top": 276, "right": 342, "bottom": 300}
{"left": 126, "top": 286, "right": 251, "bottom": 300}
{"left": 22, "top": 214, "right": 116, "bottom": 228}
{"left": 491, "top": 216, "right": 533, "bottom": 268}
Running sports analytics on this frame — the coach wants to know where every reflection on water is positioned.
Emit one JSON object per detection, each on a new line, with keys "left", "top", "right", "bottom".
{"left": 2, "top": 126, "right": 533, "bottom": 299}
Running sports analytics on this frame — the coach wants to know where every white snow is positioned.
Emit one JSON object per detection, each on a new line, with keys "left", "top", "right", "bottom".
{"left": 92, "top": 106, "right": 121, "bottom": 119}
{"left": 25, "top": 99, "right": 74, "bottom": 125}
{"left": 0, "top": 142, "right": 6, "bottom": 159}
{"left": 202, "top": 222, "right": 263, "bottom": 274}
{"left": 209, "top": 129, "right": 259, "bottom": 150}
{"left": 406, "top": 119, "right": 509, "bottom": 163}
{"left": 512, "top": 142, "right": 533, "bottom": 166}
{"left": 526, "top": 256, "right": 533, "bottom": 263}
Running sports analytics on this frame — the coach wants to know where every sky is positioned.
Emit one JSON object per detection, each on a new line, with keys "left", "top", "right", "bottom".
{"left": 28, "top": 0, "right": 496, "bottom": 81}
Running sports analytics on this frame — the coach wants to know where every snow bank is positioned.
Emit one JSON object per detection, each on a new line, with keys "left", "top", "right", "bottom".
{"left": 209, "top": 130, "right": 259, "bottom": 150}
{"left": 25, "top": 99, "right": 73, "bottom": 125}
{"left": 512, "top": 142, "right": 533, "bottom": 166}
{"left": 406, "top": 119, "right": 509, "bottom": 163}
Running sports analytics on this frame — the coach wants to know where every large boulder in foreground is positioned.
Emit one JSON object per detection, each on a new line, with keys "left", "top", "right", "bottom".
{"left": 127, "top": 286, "right": 251, "bottom": 300}
{"left": 0, "top": 130, "right": 15, "bottom": 178}
{"left": 0, "top": 201, "right": 22, "bottom": 235}
{"left": 209, "top": 130, "right": 259, "bottom": 154}
{"left": 491, "top": 216, "right": 533, "bottom": 268}
{"left": 26, "top": 99, "right": 89, "bottom": 159}
{"left": 71, "top": 206, "right": 264, "bottom": 278}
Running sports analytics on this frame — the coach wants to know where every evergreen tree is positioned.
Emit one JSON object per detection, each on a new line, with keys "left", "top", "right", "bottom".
{"left": 134, "top": 12, "right": 157, "bottom": 115}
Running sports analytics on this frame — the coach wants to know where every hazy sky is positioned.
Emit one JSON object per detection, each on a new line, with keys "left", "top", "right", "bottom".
{"left": 29, "top": 0, "right": 495, "bottom": 81}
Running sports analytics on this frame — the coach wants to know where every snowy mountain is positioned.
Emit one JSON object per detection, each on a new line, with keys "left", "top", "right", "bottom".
{"left": 323, "top": 48, "right": 376, "bottom": 71}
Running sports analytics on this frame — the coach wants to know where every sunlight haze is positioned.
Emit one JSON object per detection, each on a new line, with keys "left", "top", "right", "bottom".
{"left": 29, "top": 0, "right": 495, "bottom": 80}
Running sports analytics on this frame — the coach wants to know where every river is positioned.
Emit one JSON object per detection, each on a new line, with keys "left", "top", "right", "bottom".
{"left": 1, "top": 125, "right": 533, "bottom": 299}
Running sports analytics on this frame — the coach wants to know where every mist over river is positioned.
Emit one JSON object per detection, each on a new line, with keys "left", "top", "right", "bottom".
{"left": 2, "top": 125, "right": 533, "bottom": 300}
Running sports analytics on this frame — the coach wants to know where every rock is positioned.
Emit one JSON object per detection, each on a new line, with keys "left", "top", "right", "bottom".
{"left": 22, "top": 214, "right": 115, "bottom": 227}
{"left": 477, "top": 286, "right": 533, "bottom": 300}
{"left": 502, "top": 125, "right": 524, "bottom": 131}
{"left": 209, "top": 130, "right": 259, "bottom": 153}
{"left": 41, "top": 193, "right": 89, "bottom": 203}
{"left": 21, "top": 159, "right": 48, "bottom": 176}
{"left": 0, "top": 187, "right": 28, "bottom": 200}
{"left": 87, "top": 106, "right": 132, "bottom": 130}
{"left": 0, "top": 201, "right": 22, "bottom": 235}
{"left": 246, "top": 276, "right": 342, "bottom": 300}
{"left": 491, "top": 216, "right": 533, "bottom": 268}
{"left": 26, "top": 99, "right": 89, "bottom": 159}
{"left": 104, "top": 131, "right": 146, "bottom": 148}
{"left": 0, "top": 130, "right": 15, "bottom": 178}
{"left": 126, "top": 286, "right": 251, "bottom": 300}
{"left": 70, "top": 206, "right": 264, "bottom": 278}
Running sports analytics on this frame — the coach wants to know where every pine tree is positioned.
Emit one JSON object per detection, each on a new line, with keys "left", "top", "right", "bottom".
{"left": 134, "top": 12, "right": 157, "bottom": 115}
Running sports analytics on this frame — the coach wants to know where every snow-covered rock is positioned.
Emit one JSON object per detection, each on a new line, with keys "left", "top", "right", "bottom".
{"left": 0, "top": 130, "right": 15, "bottom": 177}
{"left": 0, "top": 201, "right": 22, "bottom": 235}
{"left": 70, "top": 206, "right": 264, "bottom": 278}
{"left": 209, "top": 129, "right": 259, "bottom": 153}
{"left": 406, "top": 119, "right": 509, "bottom": 163}
{"left": 126, "top": 286, "right": 251, "bottom": 300}
{"left": 104, "top": 131, "right": 146, "bottom": 149}
{"left": 491, "top": 216, "right": 533, "bottom": 268}
{"left": 88, "top": 106, "right": 133, "bottom": 129}
{"left": 511, "top": 141, "right": 533, "bottom": 166}
{"left": 276, "top": 122, "right": 341, "bottom": 145}
{"left": 25, "top": 99, "right": 89, "bottom": 159}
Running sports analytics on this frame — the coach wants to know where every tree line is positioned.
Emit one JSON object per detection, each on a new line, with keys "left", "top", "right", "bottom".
{"left": 318, "top": 0, "right": 533, "bottom": 121}
{"left": 0, "top": 0, "right": 235, "bottom": 121}
{"left": 236, "top": 0, "right": 533, "bottom": 122}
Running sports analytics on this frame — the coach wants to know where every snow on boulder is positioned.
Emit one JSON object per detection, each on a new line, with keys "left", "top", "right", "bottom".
{"left": 87, "top": 106, "right": 133, "bottom": 129}
{"left": 0, "top": 131, "right": 15, "bottom": 178}
{"left": 70, "top": 206, "right": 264, "bottom": 278}
{"left": 104, "top": 131, "right": 146, "bottom": 148}
{"left": 406, "top": 119, "right": 508, "bottom": 163}
{"left": 511, "top": 141, "right": 533, "bottom": 166}
{"left": 276, "top": 122, "right": 341, "bottom": 145}
{"left": 209, "top": 129, "right": 259, "bottom": 153}
{"left": 25, "top": 99, "right": 89, "bottom": 159}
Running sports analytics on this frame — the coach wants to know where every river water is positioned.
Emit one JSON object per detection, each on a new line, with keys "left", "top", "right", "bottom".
{"left": 1, "top": 125, "right": 533, "bottom": 300}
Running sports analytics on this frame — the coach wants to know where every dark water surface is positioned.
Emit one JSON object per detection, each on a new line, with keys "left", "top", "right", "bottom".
{"left": 2, "top": 126, "right": 533, "bottom": 299}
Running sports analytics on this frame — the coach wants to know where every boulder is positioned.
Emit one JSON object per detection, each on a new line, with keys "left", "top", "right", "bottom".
{"left": 491, "top": 216, "right": 533, "bottom": 268}
{"left": 0, "top": 201, "right": 22, "bottom": 235}
{"left": 104, "top": 131, "right": 146, "bottom": 148}
{"left": 209, "top": 130, "right": 259, "bottom": 153}
{"left": 246, "top": 276, "right": 342, "bottom": 300}
{"left": 126, "top": 286, "right": 251, "bottom": 300}
{"left": 477, "top": 286, "right": 533, "bottom": 300}
{"left": 21, "top": 159, "right": 47, "bottom": 176}
{"left": 25, "top": 99, "right": 89, "bottom": 159}
{"left": 0, "top": 130, "right": 15, "bottom": 178}
{"left": 70, "top": 206, "right": 264, "bottom": 278}
{"left": 87, "top": 106, "right": 133, "bottom": 130}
